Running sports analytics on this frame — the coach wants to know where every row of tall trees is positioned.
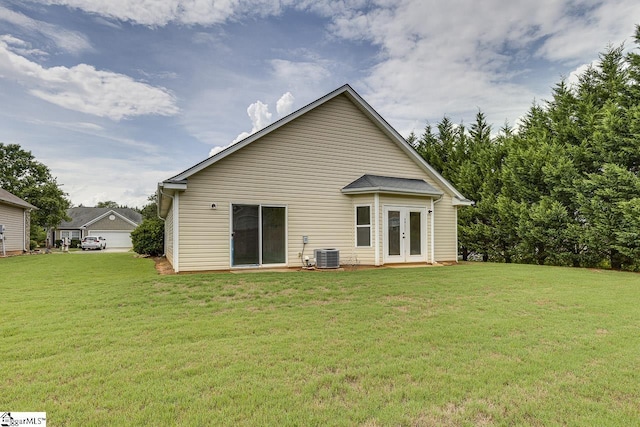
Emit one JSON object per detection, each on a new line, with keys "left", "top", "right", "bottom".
{"left": 411, "top": 25, "right": 640, "bottom": 270}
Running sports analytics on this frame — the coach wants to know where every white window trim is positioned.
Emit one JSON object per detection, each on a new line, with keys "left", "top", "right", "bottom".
{"left": 60, "top": 230, "right": 81, "bottom": 240}
{"left": 355, "top": 204, "right": 372, "bottom": 248}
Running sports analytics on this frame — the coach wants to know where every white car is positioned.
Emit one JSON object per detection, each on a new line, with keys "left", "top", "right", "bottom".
{"left": 81, "top": 236, "right": 106, "bottom": 250}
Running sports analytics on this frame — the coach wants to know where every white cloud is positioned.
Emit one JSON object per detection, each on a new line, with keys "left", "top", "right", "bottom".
{"left": 210, "top": 92, "right": 296, "bottom": 157}
{"left": 209, "top": 143, "right": 234, "bottom": 157}
{"left": 0, "top": 34, "right": 48, "bottom": 58}
{"left": 246, "top": 100, "right": 272, "bottom": 133}
{"left": 30, "top": 0, "right": 375, "bottom": 27}
{"left": 209, "top": 99, "right": 273, "bottom": 156}
{"left": 224, "top": 100, "right": 272, "bottom": 146}
{"left": 566, "top": 61, "right": 598, "bottom": 89}
{"left": 0, "top": 40, "right": 179, "bottom": 120}
{"left": 535, "top": 0, "right": 639, "bottom": 62}
{"left": 36, "top": 0, "right": 288, "bottom": 26}
{"left": 276, "top": 92, "right": 295, "bottom": 117}
{"left": 318, "top": 0, "right": 640, "bottom": 134}
{"left": 0, "top": 5, "right": 91, "bottom": 54}
{"left": 271, "top": 59, "right": 331, "bottom": 85}
{"left": 47, "top": 156, "right": 176, "bottom": 208}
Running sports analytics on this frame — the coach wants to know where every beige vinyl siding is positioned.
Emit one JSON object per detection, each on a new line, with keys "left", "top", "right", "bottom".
{"left": 177, "top": 94, "right": 457, "bottom": 271}
{"left": 165, "top": 203, "right": 174, "bottom": 267}
{"left": 88, "top": 215, "right": 136, "bottom": 232}
{"left": 0, "top": 203, "right": 27, "bottom": 252}
{"left": 433, "top": 194, "right": 459, "bottom": 261}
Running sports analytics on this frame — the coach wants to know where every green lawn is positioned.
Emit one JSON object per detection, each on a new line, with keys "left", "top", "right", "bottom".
{"left": 2, "top": 254, "right": 640, "bottom": 426}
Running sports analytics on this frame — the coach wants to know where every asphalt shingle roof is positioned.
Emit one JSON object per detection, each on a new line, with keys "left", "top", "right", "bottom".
{"left": 0, "top": 188, "right": 37, "bottom": 209}
{"left": 58, "top": 207, "right": 142, "bottom": 228}
{"left": 342, "top": 174, "right": 443, "bottom": 196}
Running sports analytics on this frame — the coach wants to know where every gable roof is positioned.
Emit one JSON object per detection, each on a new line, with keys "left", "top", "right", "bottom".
{"left": 0, "top": 188, "right": 37, "bottom": 210}
{"left": 58, "top": 207, "right": 142, "bottom": 228}
{"left": 342, "top": 174, "right": 443, "bottom": 196}
{"left": 158, "top": 84, "right": 472, "bottom": 210}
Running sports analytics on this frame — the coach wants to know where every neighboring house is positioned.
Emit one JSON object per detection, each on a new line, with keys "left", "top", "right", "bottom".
{"left": 158, "top": 84, "right": 472, "bottom": 272}
{"left": 54, "top": 207, "right": 142, "bottom": 248}
{"left": 0, "top": 188, "right": 37, "bottom": 255}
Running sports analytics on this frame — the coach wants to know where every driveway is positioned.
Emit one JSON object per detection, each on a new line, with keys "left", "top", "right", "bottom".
{"left": 73, "top": 247, "right": 131, "bottom": 253}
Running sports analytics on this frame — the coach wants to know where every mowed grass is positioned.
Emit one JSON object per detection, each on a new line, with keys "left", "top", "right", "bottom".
{"left": 2, "top": 254, "right": 640, "bottom": 426}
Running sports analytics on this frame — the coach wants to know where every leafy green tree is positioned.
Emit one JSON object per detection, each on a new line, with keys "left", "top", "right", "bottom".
{"left": 140, "top": 194, "right": 159, "bottom": 221}
{"left": 0, "top": 143, "right": 70, "bottom": 236}
{"left": 131, "top": 218, "right": 164, "bottom": 256}
{"left": 96, "top": 201, "right": 120, "bottom": 208}
{"left": 132, "top": 194, "right": 164, "bottom": 256}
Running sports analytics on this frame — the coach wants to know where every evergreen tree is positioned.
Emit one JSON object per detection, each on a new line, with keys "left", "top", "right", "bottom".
{"left": 577, "top": 164, "right": 640, "bottom": 269}
{"left": 412, "top": 24, "right": 640, "bottom": 270}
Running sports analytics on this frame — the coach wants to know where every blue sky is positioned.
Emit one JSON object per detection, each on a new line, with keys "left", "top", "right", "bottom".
{"left": 0, "top": 0, "right": 638, "bottom": 208}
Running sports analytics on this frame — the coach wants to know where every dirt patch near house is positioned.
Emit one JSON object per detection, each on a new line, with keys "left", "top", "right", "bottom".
{"left": 153, "top": 256, "right": 175, "bottom": 275}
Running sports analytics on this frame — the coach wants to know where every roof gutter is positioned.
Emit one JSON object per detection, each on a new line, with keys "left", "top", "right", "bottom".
{"left": 157, "top": 185, "right": 173, "bottom": 221}
{"left": 157, "top": 180, "right": 187, "bottom": 218}
{"left": 452, "top": 196, "right": 474, "bottom": 206}
{"left": 341, "top": 187, "right": 444, "bottom": 197}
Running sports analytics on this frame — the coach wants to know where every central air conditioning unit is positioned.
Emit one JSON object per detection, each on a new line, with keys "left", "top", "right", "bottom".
{"left": 315, "top": 248, "right": 340, "bottom": 269}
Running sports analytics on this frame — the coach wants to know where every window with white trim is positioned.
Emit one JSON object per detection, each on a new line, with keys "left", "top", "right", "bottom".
{"left": 355, "top": 205, "right": 371, "bottom": 247}
{"left": 60, "top": 230, "right": 81, "bottom": 240}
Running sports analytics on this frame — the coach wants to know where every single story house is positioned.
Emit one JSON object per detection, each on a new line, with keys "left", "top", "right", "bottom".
{"left": 0, "top": 188, "right": 37, "bottom": 255}
{"left": 54, "top": 207, "right": 142, "bottom": 248}
{"left": 158, "top": 84, "right": 472, "bottom": 272}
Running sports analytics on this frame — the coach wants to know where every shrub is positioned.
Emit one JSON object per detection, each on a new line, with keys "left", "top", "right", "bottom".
{"left": 30, "top": 240, "right": 38, "bottom": 250}
{"left": 131, "top": 218, "right": 164, "bottom": 256}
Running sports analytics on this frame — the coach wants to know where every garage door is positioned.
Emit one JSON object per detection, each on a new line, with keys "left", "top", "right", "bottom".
{"left": 89, "top": 231, "right": 133, "bottom": 248}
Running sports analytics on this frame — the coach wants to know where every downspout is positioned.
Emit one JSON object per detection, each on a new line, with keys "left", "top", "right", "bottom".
{"left": 23, "top": 209, "right": 27, "bottom": 252}
{"left": 374, "top": 193, "right": 380, "bottom": 266}
{"left": 158, "top": 187, "right": 178, "bottom": 272}
{"left": 455, "top": 205, "right": 459, "bottom": 262}
{"left": 431, "top": 194, "right": 443, "bottom": 264}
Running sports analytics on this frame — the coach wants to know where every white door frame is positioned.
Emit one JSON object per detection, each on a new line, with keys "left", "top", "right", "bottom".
{"left": 229, "top": 203, "right": 288, "bottom": 268}
{"left": 383, "top": 206, "right": 427, "bottom": 263}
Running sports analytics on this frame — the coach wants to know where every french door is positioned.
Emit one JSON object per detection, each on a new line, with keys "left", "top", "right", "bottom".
{"left": 383, "top": 206, "right": 427, "bottom": 263}
{"left": 232, "top": 204, "right": 286, "bottom": 266}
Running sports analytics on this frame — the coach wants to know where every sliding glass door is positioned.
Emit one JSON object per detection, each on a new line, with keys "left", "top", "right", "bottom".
{"left": 232, "top": 204, "right": 286, "bottom": 266}
{"left": 232, "top": 205, "right": 259, "bottom": 265}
